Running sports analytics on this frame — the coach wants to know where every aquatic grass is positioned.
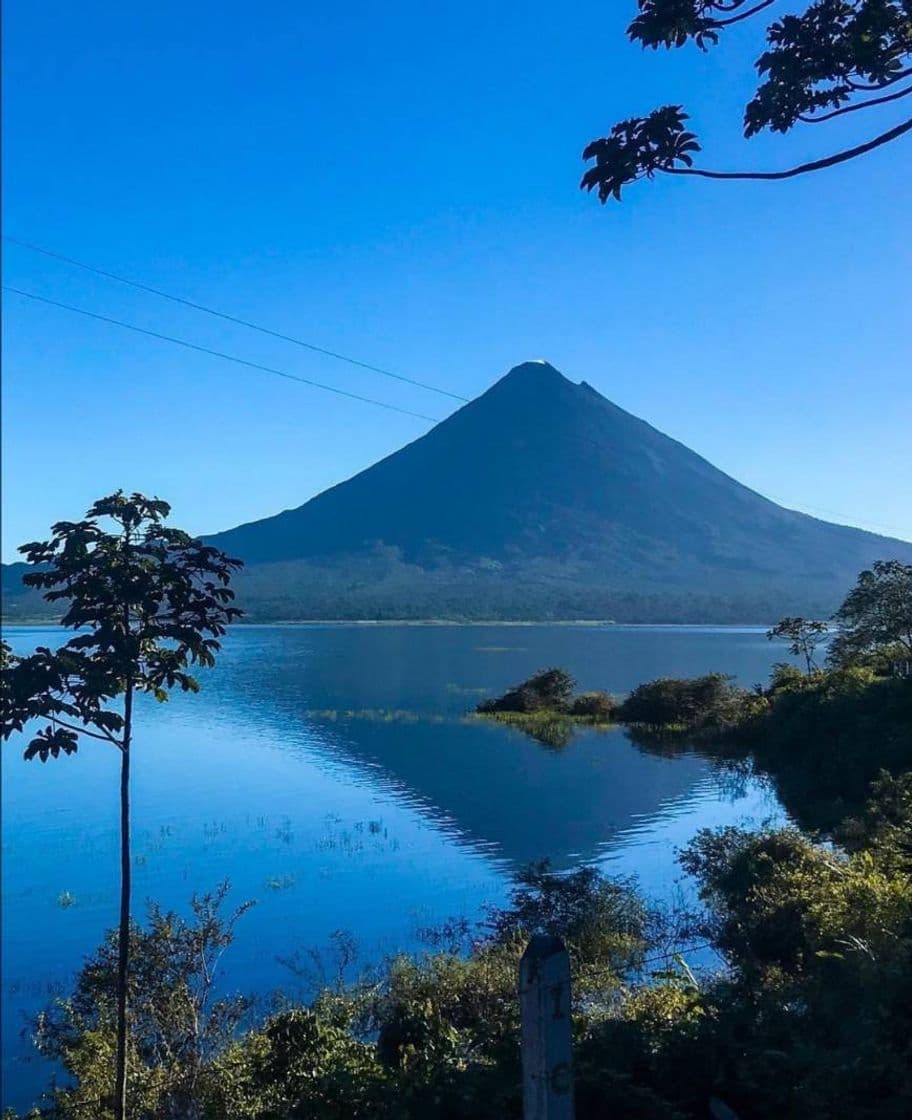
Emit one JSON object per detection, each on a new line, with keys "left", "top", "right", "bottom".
{"left": 316, "top": 818, "right": 400, "bottom": 858}
{"left": 264, "top": 874, "right": 297, "bottom": 892}
{"left": 315, "top": 831, "right": 364, "bottom": 855}
{"left": 473, "top": 709, "right": 618, "bottom": 749}
{"left": 306, "top": 708, "right": 451, "bottom": 724}
{"left": 353, "top": 819, "right": 386, "bottom": 836}
{"left": 5, "top": 977, "right": 68, "bottom": 998}
{"left": 473, "top": 709, "right": 617, "bottom": 730}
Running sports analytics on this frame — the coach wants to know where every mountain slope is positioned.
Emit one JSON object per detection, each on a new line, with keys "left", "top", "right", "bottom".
{"left": 6, "top": 362, "right": 910, "bottom": 622}
{"left": 204, "top": 361, "right": 912, "bottom": 618}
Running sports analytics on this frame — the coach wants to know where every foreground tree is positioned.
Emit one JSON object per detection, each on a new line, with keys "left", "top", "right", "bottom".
{"left": 0, "top": 492, "right": 242, "bottom": 1120}
{"left": 767, "top": 616, "right": 829, "bottom": 672}
{"left": 828, "top": 558, "right": 912, "bottom": 669}
{"left": 581, "top": 0, "right": 912, "bottom": 202}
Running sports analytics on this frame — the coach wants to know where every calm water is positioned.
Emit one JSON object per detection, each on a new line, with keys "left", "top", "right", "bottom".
{"left": 2, "top": 624, "right": 789, "bottom": 1110}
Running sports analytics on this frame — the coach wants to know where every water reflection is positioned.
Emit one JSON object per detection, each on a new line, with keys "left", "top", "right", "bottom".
{"left": 1, "top": 623, "right": 789, "bottom": 1111}
{"left": 186, "top": 624, "right": 786, "bottom": 870}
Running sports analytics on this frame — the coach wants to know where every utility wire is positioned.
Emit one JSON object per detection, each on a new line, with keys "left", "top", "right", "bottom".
{"left": 13, "top": 239, "right": 899, "bottom": 539}
{"left": 762, "top": 489, "right": 910, "bottom": 541}
{"left": 3, "top": 235, "right": 469, "bottom": 403}
{"left": 2, "top": 286, "right": 442, "bottom": 423}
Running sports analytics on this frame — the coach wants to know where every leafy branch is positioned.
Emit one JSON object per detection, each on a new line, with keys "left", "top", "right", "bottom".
{"left": 583, "top": 0, "right": 912, "bottom": 200}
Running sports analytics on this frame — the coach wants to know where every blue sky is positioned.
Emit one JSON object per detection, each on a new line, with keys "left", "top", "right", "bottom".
{"left": 3, "top": 0, "right": 910, "bottom": 561}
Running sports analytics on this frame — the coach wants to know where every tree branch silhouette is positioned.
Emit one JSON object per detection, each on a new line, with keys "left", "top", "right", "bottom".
{"left": 584, "top": 1, "right": 912, "bottom": 201}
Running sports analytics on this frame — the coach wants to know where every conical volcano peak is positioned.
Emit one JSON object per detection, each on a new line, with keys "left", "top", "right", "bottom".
{"left": 502, "top": 359, "right": 567, "bottom": 383}
{"left": 204, "top": 356, "right": 912, "bottom": 619}
{"left": 487, "top": 360, "right": 578, "bottom": 405}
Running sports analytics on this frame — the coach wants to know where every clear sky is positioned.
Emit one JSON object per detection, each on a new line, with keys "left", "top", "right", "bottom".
{"left": 2, "top": 0, "right": 910, "bottom": 561}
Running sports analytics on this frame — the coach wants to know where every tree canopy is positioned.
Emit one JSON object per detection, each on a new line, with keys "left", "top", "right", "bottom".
{"left": 828, "top": 558, "right": 912, "bottom": 667}
{"left": 2, "top": 492, "right": 243, "bottom": 760}
{"left": 767, "top": 616, "right": 829, "bottom": 672}
{"left": 582, "top": 0, "right": 912, "bottom": 201}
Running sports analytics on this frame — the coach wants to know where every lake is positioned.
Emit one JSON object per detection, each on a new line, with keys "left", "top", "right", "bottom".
{"left": 1, "top": 623, "right": 790, "bottom": 1111}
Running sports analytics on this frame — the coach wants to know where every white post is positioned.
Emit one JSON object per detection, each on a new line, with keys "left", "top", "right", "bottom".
{"left": 519, "top": 935, "right": 574, "bottom": 1120}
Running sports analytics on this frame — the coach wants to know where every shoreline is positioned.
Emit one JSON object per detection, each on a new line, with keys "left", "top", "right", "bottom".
{"left": 3, "top": 617, "right": 774, "bottom": 629}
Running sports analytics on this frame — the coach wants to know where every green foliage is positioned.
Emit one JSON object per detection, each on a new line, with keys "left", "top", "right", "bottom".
{"left": 19, "top": 797, "right": 912, "bottom": 1120}
{"left": 622, "top": 660, "right": 911, "bottom": 834}
{"left": 569, "top": 690, "right": 619, "bottom": 719}
{"left": 477, "top": 672, "right": 617, "bottom": 742}
{"left": 674, "top": 820, "right": 912, "bottom": 1118}
{"left": 828, "top": 559, "right": 912, "bottom": 668}
{"left": 477, "top": 667, "right": 576, "bottom": 713}
{"left": 1, "top": 491, "right": 243, "bottom": 760}
{"left": 477, "top": 677, "right": 616, "bottom": 748}
{"left": 743, "top": 667, "right": 912, "bottom": 830}
{"left": 209, "top": 1005, "right": 383, "bottom": 1120}
{"left": 616, "top": 673, "right": 748, "bottom": 730}
{"left": 32, "top": 885, "right": 253, "bottom": 1119}
{"left": 18, "top": 867, "right": 653, "bottom": 1120}
{"left": 837, "top": 770, "right": 912, "bottom": 870}
{"left": 367, "top": 950, "right": 522, "bottom": 1119}
{"left": 483, "top": 861, "right": 649, "bottom": 979}
{"left": 1, "top": 492, "right": 243, "bottom": 1120}
{"left": 583, "top": 1, "right": 912, "bottom": 201}
{"left": 483, "top": 710, "right": 578, "bottom": 749}
{"left": 767, "top": 661, "right": 806, "bottom": 693}
{"left": 767, "top": 615, "right": 829, "bottom": 672}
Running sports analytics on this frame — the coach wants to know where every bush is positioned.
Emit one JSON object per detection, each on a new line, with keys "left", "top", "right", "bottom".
{"left": 477, "top": 667, "right": 576, "bottom": 713}
{"left": 569, "top": 691, "right": 618, "bottom": 720}
{"left": 745, "top": 668, "right": 912, "bottom": 831}
{"left": 616, "top": 674, "right": 747, "bottom": 730}
{"left": 15, "top": 795, "right": 912, "bottom": 1120}
{"left": 209, "top": 1005, "right": 383, "bottom": 1120}
{"left": 767, "top": 662, "right": 808, "bottom": 694}
{"left": 484, "top": 861, "right": 648, "bottom": 977}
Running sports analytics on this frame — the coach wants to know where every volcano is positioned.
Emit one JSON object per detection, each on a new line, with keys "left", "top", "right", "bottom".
{"left": 202, "top": 361, "right": 912, "bottom": 621}
{"left": 6, "top": 362, "right": 910, "bottom": 622}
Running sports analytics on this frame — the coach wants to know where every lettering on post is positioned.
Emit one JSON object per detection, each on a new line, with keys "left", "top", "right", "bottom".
{"left": 519, "top": 935, "right": 574, "bottom": 1120}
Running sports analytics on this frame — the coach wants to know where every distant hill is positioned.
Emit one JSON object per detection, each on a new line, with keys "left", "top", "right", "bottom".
{"left": 5, "top": 361, "right": 912, "bottom": 622}
{"left": 2, "top": 562, "right": 45, "bottom": 622}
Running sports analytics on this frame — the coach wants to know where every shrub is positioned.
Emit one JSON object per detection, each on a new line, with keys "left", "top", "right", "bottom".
{"left": 616, "top": 674, "right": 747, "bottom": 730}
{"left": 16, "top": 803, "right": 912, "bottom": 1120}
{"left": 477, "top": 667, "right": 576, "bottom": 713}
{"left": 209, "top": 1006, "right": 383, "bottom": 1120}
{"left": 767, "top": 662, "right": 808, "bottom": 694}
{"left": 485, "top": 861, "right": 648, "bottom": 976}
{"left": 569, "top": 691, "right": 618, "bottom": 720}
{"left": 746, "top": 668, "right": 912, "bottom": 831}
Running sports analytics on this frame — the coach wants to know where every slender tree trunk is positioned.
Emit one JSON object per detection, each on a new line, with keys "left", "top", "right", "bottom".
{"left": 114, "top": 682, "right": 133, "bottom": 1120}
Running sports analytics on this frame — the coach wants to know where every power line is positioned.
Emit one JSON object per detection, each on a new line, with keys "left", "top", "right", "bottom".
{"left": 3, "top": 235, "right": 469, "bottom": 403}
{"left": 2, "top": 286, "right": 443, "bottom": 423}
{"left": 763, "top": 491, "right": 910, "bottom": 541}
